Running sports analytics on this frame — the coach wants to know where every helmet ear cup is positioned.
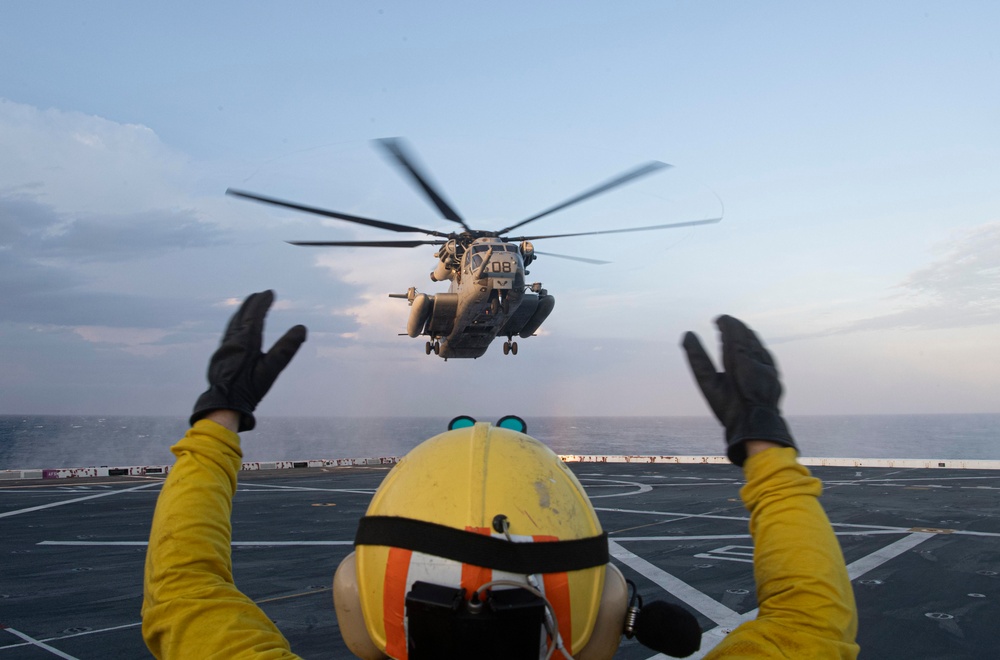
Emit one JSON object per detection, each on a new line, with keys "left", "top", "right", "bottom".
{"left": 333, "top": 552, "right": 387, "bottom": 660}
{"left": 575, "top": 563, "right": 629, "bottom": 660}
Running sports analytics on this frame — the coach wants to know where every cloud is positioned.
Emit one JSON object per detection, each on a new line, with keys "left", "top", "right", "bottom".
{"left": 892, "top": 222, "right": 1000, "bottom": 319}
{"left": 0, "top": 194, "right": 224, "bottom": 327}
{"left": 774, "top": 221, "right": 1000, "bottom": 341}
{"left": 0, "top": 100, "right": 360, "bottom": 361}
{"left": 0, "top": 98, "right": 190, "bottom": 214}
{"left": 0, "top": 101, "right": 227, "bottom": 332}
{"left": 1, "top": 194, "right": 224, "bottom": 262}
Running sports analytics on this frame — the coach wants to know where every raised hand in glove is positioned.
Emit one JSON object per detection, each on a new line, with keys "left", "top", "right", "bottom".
{"left": 191, "top": 290, "right": 307, "bottom": 432}
{"left": 681, "top": 315, "right": 796, "bottom": 466}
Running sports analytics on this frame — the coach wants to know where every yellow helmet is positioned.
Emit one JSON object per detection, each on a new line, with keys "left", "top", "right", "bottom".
{"left": 333, "top": 419, "right": 628, "bottom": 660}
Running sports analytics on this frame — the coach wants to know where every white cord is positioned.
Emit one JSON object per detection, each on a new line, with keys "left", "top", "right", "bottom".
{"left": 474, "top": 579, "right": 576, "bottom": 660}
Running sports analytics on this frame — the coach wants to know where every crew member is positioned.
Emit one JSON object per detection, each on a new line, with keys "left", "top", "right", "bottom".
{"left": 142, "top": 291, "right": 859, "bottom": 658}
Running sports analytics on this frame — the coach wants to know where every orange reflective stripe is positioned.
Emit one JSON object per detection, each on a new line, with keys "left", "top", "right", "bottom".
{"left": 542, "top": 570, "right": 572, "bottom": 654}
{"left": 384, "top": 547, "right": 412, "bottom": 660}
{"left": 534, "top": 534, "right": 573, "bottom": 655}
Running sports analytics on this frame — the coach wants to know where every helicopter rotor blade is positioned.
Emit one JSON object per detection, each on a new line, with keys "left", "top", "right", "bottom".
{"left": 287, "top": 239, "right": 445, "bottom": 248}
{"left": 511, "top": 216, "right": 722, "bottom": 241}
{"left": 374, "top": 138, "right": 472, "bottom": 232}
{"left": 533, "top": 250, "right": 611, "bottom": 265}
{"left": 227, "top": 188, "right": 451, "bottom": 237}
{"left": 496, "top": 161, "right": 672, "bottom": 235}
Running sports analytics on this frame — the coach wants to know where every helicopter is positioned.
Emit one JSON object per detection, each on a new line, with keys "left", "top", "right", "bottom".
{"left": 227, "top": 138, "right": 721, "bottom": 359}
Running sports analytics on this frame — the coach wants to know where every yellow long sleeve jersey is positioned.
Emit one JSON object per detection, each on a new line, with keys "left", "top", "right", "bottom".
{"left": 706, "top": 447, "right": 860, "bottom": 659}
{"left": 142, "top": 423, "right": 858, "bottom": 659}
{"left": 142, "top": 420, "right": 300, "bottom": 659}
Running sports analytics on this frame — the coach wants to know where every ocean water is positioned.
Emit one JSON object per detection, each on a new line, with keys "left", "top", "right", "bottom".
{"left": 1, "top": 414, "right": 998, "bottom": 470}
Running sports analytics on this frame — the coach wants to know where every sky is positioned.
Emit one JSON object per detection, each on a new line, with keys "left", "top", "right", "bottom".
{"left": 1, "top": 1, "right": 998, "bottom": 419}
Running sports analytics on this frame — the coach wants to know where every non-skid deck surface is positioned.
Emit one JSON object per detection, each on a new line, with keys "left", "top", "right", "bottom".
{"left": 2, "top": 462, "right": 998, "bottom": 658}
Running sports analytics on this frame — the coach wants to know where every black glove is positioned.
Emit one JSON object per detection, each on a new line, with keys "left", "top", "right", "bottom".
{"left": 191, "top": 290, "right": 307, "bottom": 432}
{"left": 681, "top": 315, "right": 796, "bottom": 466}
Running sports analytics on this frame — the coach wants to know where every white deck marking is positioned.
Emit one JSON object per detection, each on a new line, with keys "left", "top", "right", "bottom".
{"left": 608, "top": 540, "right": 743, "bottom": 628}
{"left": 612, "top": 530, "right": 907, "bottom": 542}
{"left": 598, "top": 505, "right": 946, "bottom": 535}
{"left": 845, "top": 531, "right": 935, "bottom": 580}
{"left": 642, "top": 532, "right": 941, "bottom": 659}
{"left": 1, "top": 628, "right": 80, "bottom": 659}
{"left": 38, "top": 540, "right": 354, "bottom": 547}
{"left": 239, "top": 482, "right": 376, "bottom": 495}
{"left": 596, "top": 506, "right": 750, "bottom": 523}
{"left": 831, "top": 475, "right": 999, "bottom": 484}
{"left": 0, "top": 622, "right": 143, "bottom": 652}
{"left": 581, "top": 478, "right": 653, "bottom": 498}
{"left": 693, "top": 545, "right": 755, "bottom": 564}
{"left": 0, "top": 482, "right": 160, "bottom": 519}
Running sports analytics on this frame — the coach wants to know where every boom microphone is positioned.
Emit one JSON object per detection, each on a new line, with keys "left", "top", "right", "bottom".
{"left": 633, "top": 600, "right": 702, "bottom": 658}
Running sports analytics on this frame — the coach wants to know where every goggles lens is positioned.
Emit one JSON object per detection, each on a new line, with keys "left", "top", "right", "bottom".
{"left": 496, "top": 415, "right": 527, "bottom": 433}
{"left": 447, "top": 415, "right": 476, "bottom": 430}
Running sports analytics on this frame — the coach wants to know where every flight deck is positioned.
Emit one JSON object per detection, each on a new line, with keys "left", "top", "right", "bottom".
{"left": 2, "top": 460, "right": 999, "bottom": 659}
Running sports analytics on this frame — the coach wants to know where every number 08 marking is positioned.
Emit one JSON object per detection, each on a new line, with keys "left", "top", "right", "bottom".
{"left": 490, "top": 261, "right": 513, "bottom": 273}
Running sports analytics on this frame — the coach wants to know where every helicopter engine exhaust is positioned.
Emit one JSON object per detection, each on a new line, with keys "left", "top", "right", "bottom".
{"left": 519, "top": 241, "right": 535, "bottom": 267}
{"left": 430, "top": 262, "right": 450, "bottom": 282}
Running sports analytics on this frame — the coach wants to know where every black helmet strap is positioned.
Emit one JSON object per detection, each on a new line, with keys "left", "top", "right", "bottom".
{"left": 355, "top": 515, "right": 609, "bottom": 574}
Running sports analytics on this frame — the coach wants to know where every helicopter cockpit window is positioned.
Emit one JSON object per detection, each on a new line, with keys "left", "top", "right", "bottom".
{"left": 469, "top": 244, "right": 493, "bottom": 270}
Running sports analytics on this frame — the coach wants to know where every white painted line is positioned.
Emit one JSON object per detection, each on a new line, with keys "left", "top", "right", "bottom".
{"left": 828, "top": 521, "right": 916, "bottom": 532}
{"left": 582, "top": 479, "right": 653, "bottom": 499}
{"left": 595, "top": 506, "right": 750, "bottom": 523}
{"left": 38, "top": 540, "right": 355, "bottom": 547}
{"left": 833, "top": 475, "right": 1000, "bottom": 483}
{"left": 38, "top": 541, "right": 150, "bottom": 546}
{"left": 613, "top": 534, "right": 753, "bottom": 541}
{"left": 46, "top": 622, "right": 141, "bottom": 639}
{"left": 608, "top": 540, "right": 743, "bottom": 628}
{"left": 693, "top": 553, "right": 753, "bottom": 564}
{"left": 594, "top": 507, "right": 924, "bottom": 541}
{"left": 231, "top": 541, "right": 353, "bottom": 546}
{"left": 611, "top": 530, "right": 906, "bottom": 542}
{"left": 670, "top": 532, "right": 940, "bottom": 660}
{"left": 239, "top": 482, "right": 376, "bottom": 495}
{"left": 951, "top": 529, "right": 1000, "bottom": 538}
{"left": 2, "top": 628, "right": 80, "bottom": 659}
{"left": 0, "top": 482, "right": 161, "bottom": 519}
{"left": 0, "top": 622, "right": 143, "bottom": 652}
{"left": 845, "top": 532, "right": 934, "bottom": 580}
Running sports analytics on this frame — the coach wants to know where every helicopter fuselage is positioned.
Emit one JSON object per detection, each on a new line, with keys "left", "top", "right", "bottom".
{"left": 400, "top": 237, "right": 553, "bottom": 359}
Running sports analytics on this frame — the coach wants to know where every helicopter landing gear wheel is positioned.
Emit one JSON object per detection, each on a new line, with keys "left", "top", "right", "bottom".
{"left": 425, "top": 341, "right": 433, "bottom": 355}
{"left": 503, "top": 341, "right": 510, "bottom": 355}
{"left": 433, "top": 341, "right": 440, "bottom": 355}
{"left": 510, "top": 341, "right": 518, "bottom": 355}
